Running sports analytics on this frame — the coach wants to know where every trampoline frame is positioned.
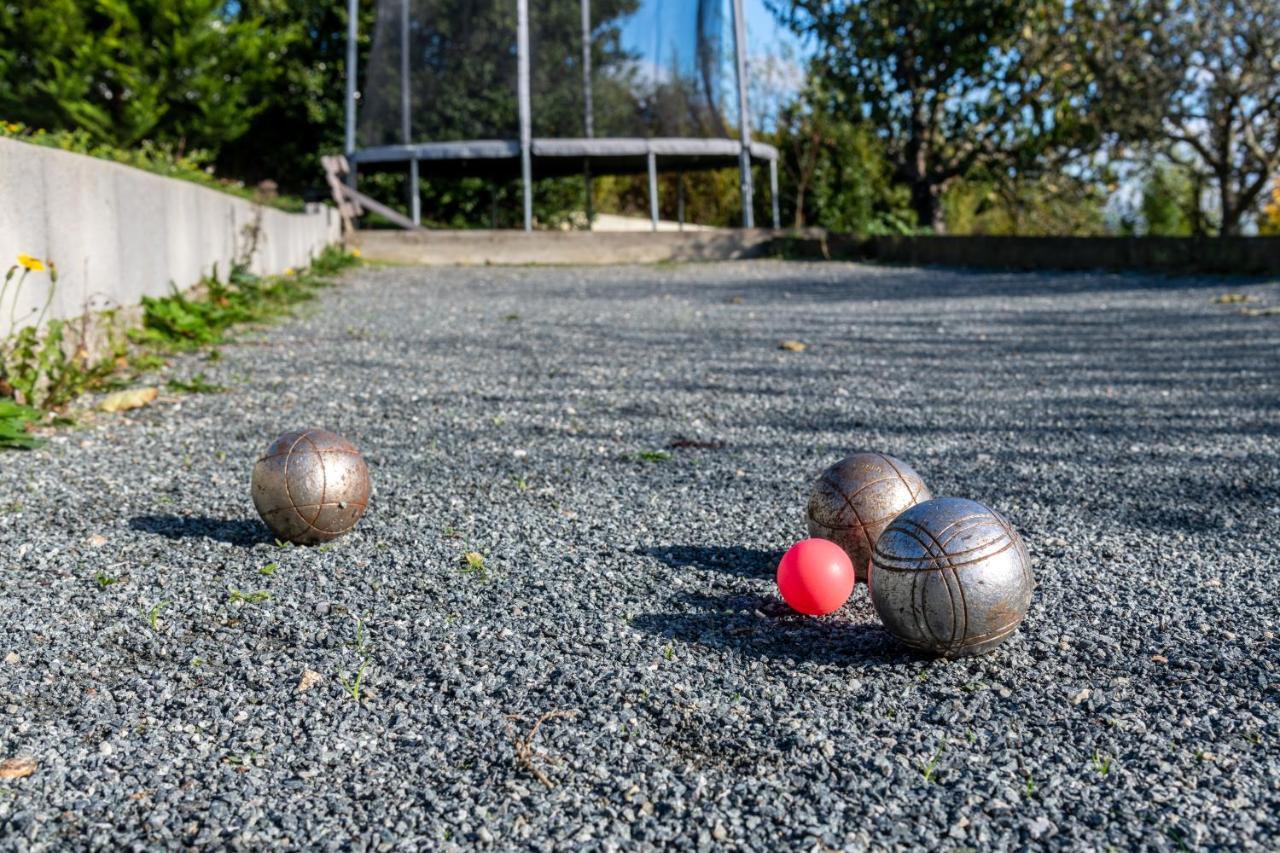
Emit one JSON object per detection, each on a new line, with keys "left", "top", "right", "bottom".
{"left": 343, "top": 0, "right": 780, "bottom": 230}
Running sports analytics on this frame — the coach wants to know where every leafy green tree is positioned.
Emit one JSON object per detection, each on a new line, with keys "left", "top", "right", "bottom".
{"left": 770, "top": 0, "right": 1099, "bottom": 232}
{"left": 773, "top": 81, "right": 913, "bottom": 233}
{"left": 1080, "top": 0, "right": 1280, "bottom": 236}
{"left": 1139, "top": 165, "right": 1194, "bottom": 237}
{"left": 0, "top": 0, "right": 278, "bottom": 152}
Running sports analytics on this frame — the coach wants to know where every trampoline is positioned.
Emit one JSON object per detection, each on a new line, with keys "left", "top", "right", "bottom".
{"left": 343, "top": 0, "right": 780, "bottom": 229}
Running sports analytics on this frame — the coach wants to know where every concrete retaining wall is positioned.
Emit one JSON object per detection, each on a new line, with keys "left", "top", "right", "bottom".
{"left": 787, "top": 233, "right": 1280, "bottom": 275}
{"left": 0, "top": 137, "right": 341, "bottom": 336}
{"left": 353, "top": 228, "right": 795, "bottom": 266}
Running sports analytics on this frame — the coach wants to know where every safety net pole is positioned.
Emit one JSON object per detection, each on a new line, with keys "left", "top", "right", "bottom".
{"left": 401, "top": 0, "right": 420, "bottom": 225}
{"left": 770, "top": 159, "right": 780, "bottom": 228}
{"left": 647, "top": 151, "right": 659, "bottom": 231}
{"left": 730, "top": 0, "right": 754, "bottom": 228}
{"left": 517, "top": 0, "right": 533, "bottom": 232}
{"left": 581, "top": 0, "right": 594, "bottom": 230}
{"left": 344, "top": 0, "right": 358, "bottom": 189}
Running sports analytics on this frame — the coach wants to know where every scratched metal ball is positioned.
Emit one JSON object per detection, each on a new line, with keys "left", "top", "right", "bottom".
{"left": 869, "top": 497, "right": 1033, "bottom": 657}
{"left": 251, "top": 429, "right": 371, "bottom": 545}
{"left": 806, "top": 452, "right": 932, "bottom": 581}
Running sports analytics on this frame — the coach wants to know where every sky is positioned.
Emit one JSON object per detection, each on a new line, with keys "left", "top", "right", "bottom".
{"left": 614, "top": 0, "right": 811, "bottom": 131}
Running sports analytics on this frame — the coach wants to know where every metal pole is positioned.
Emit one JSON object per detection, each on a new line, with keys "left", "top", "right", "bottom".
{"left": 345, "top": 0, "right": 358, "bottom": 156}
{"left": 730, "top": 0, "right": 754, "bottom": 229}
{"left": 581, "top": 0, "right": 594, "bottom": 230}
{"left": 677, "top": 170, "right": 685, "bottom": 231}
{"left": 648, "top": 151, "right": 659, "bottom": 232}
{"left": 345, "top": 0, "right": 358, "bottom": 189}
{"left": 517, "top": 0, "right": 533, "bottom": 232}
{"left": 770, "top": 158, "right": 780, "bottom": 229}
{"left": 401, "top": 0, "right": 420, "bottom": 225}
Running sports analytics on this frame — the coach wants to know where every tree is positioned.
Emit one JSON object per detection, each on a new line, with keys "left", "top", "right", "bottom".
{"left": 770, "top": 0, "right": 1099, "bottom": 232}
{"left": 773, "top": 80, "right": 912, "bottom": 233}
{"left": 1082, "top": 0, "right": 1280, "bottom": 235}
{"left": 1263, "top": 179, "right": 1280, "bottom": 237}
{"left": 0, "top": 0, "right": 278, "bottom": 152}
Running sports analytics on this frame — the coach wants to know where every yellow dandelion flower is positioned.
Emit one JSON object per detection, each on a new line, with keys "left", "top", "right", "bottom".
{"left": 3, "top": 122, "right": 19, "bottom": 133}
{"left": 350, "top": 248, "right": 362, "bottom": 258}
{"left": 284, "top": 267, "right": 296, "bottom": 276}
{"left": 16, "top": 254, "right": 45, "bottom": 272}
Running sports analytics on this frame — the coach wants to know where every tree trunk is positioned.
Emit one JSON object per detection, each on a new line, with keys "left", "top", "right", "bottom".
{"left": 910, "top": 181, "right": 946, "bottom": 234}
{"left": 1219, "top": 176, "right": 1242, "bottom": 236}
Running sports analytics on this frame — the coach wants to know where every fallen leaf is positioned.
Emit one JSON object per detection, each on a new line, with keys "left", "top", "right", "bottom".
{"left": 3, "top": 652, "right": 17, "bottom": 665}
{"left": 778, "top": 340, "right": 807, "bottom": 352}
{"left": 1204, "top": 577, "right": 1222, "bottom": 588}
{"left": 86, "top": 534, "right": 108, "bottom": 548}
{"left": 1213, "top": 293, "right": 1252, "bottom": 304}
{"left": 296, "top": 669, "right": 323, "bottom": 693}
{"left": 1240, "top": 306, "right": 1280, "bottom": 317}
{"left": 0, "top": 756, "right": 36, "bottom": 779}
{"left": 1070, "top": 688, "right": 1091, "bottom": 705}
{"left": 100, "top": 387, "right": 158, "bottom": 413}
{"left": 1151, "top": 654, "right": 1168, "bottom": 664}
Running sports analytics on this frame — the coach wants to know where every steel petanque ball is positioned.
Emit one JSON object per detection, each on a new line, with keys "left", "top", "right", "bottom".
{"left": 807, "top": 452, "right": 932, "bottom": 582}
{"left": 251, "top": 429, "right": 371, "bottom": 545}
{"left": 869, "top": 497, "right": 1033, "bottom": 657}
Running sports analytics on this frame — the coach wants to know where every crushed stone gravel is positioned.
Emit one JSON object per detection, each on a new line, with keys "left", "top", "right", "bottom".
{"left": 1, "top": 260, "right": 1278, "bottom": 849}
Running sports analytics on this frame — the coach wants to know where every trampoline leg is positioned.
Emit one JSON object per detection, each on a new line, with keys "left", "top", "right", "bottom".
{"left": 584, "top": 160, "right": 593, "bottom": 231}
{"left": 409, "top": 159, "right": 421, "bottom": 226}
{"left": 648, "top": 152, "right": 659, "bottom": 232}
{"left": 677, "top": 170, "right": 685, "bottom": 232}
{"left": 770, "top": 159, "right": 780, "bottom": 230}
{"left": 517, "top": 0, "right": 533, "bottom": 232}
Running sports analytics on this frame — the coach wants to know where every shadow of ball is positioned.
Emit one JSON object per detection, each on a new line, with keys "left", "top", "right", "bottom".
{"left": 251, "top": 429, "right": 370, "bottom": 545}
{"left": 806, "top": 452, "right": 932, "bottom": 582}
{"left": 869, "top": 497, "right": 1033, "bottom": 657}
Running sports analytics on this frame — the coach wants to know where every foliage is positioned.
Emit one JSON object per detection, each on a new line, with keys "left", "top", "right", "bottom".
{"left": 1263, "top": 180, "right": 1280, "bottom": 237}
{"left": 771, "top": 0, "right": 1101, "bottom": 232}
{"left": 0, "top": 246, "right": 359, "bottom": 450}
{"left": 773, "top": 80, "right": 915, "bottom": 234}
{"left": 1139, "top": 165, "right": 1195, "bottom": 237}
{"left": 0, "top": 399, "right": 43, "bottom": 449}
{"left": 0, "top": 123, "right": 304, "bottom": 212}
{"left": 1080, "top": 0, "right": 1280, "bottom": 235}
{"left": 132, "top": 252, "right": 354, "bottom": 350}
{"left": 943, "top": 174, "right": 1107, "bottom": 236}
{"left": 0, "top": 0, "right": 280, "bottom": 153}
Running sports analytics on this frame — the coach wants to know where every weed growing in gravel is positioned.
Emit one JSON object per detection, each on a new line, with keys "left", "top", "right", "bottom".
{"left": 340, "top": 660, "right": 369, "bottom": 703}
{"left": 460, "top": 551, "right": 489, "bottom": 581}
{"left": 94, "top": 572, "right": 121, "bottom": 589}
{"left": 227, "top": 588, "right": 271, "bottom": 605}
{"left": 635, "top": 450, "right": 672, "bottom": 463}
{"left": 190, "top": 657, "right": 205, "bottom": 668}
{"left": 662, "top": 643, "right": 675, "bottom": 661}
{"left": 145, "top": 600, "right": 168, "bottom": 632}
{"left": 166, "top": 373, "right": 226, "bottom": 394}
{"left": 0, "top": 400, "right": 43, "bottom": 449}
{"left": 1092, "top": 751, "right": 1112, "bottom": 775}
{"left": 1023, "top": 774, "right": 1037, "bottom": 799}
{"left": 922, "top": 743, "right": 945, "bottom": 783}
{"left": 347, "top": 617, "right": 372, "bottom": 656}
{"left": 512, "top": 475, "right": 528, "bottom": 492}
{"left": 259, "top": 563, "right": 278, "bottom": 576}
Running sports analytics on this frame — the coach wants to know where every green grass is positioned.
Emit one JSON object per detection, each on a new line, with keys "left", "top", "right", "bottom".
{"left": 227, "top": 588, "right": 271, "bottom": 605}
{"left": 94, "top": 572, "right": 121, "bottom": 589}
{"left": 922, "top": 743, "right": 945, "bottom": 783}
{"left": 167, "top": 373, "right": 226, "bottom": 394}
{"left": 145, "top": 600, "right": 168, "bottom": 632}
{"left": 635, "top": 450, "right": 672, "bottom": 463}
{"left": 341, "top": 659, "right": 369, "bottom": 703}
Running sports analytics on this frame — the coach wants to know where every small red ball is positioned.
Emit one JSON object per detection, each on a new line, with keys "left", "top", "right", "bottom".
{"left": 776, "top": 538, "right": 856, "bottom": 616}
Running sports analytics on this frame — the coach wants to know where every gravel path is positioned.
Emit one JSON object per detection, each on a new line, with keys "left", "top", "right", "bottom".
{"left": 1, "top": 261, "right": 1278, "bottom": 850}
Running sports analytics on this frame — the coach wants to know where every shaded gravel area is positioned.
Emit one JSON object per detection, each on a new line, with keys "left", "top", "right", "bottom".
{"left": 1, "top": 260, "right": 1279, "bottom": 850}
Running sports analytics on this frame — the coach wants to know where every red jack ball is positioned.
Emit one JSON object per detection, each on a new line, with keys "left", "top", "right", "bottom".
{"left": 776, "top": 538, "right": 856, "bottom": 616}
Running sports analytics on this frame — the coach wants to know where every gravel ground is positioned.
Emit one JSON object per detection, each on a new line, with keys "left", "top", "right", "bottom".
{"left": 1, "top": 260, "right": 1278, "bottom": 850}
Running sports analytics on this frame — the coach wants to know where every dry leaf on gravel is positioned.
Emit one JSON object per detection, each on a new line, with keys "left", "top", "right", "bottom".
{"left": 1240, "top": 306, "right": 1280, "bottom": 317}
{"left": 87, "top": 534, "right": 108, "bottom": 548}
{"left": 297, "top": 670, "right": 323, "bottom": 693}
{"left": 0, "top": 756, "right": 36, "bottom": 779}
{"left": 778, "top": 340, "right": 807, "bottom": 352}
{"left": 1213, "top": 293, "right": 1253, "bottom": 304}
{"left": 1070, "top": 688, "right": 1091, "bottom": 705}
{"left": 100, "top": 387, "right": 158, "bottom": 413}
